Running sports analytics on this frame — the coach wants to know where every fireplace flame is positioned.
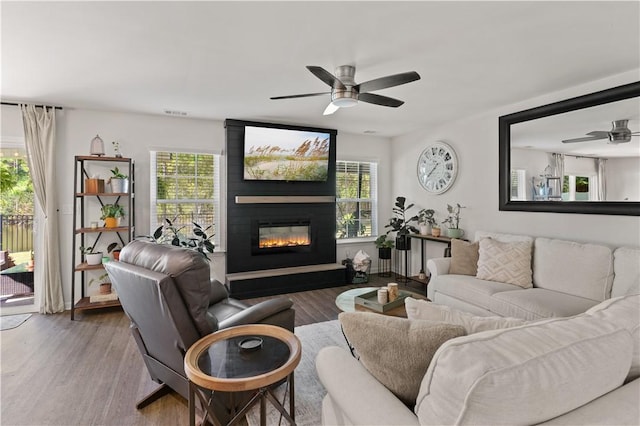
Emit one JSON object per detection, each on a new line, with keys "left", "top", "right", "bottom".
{"left": 259, "top": 235, "right": 311, "bottom": 249}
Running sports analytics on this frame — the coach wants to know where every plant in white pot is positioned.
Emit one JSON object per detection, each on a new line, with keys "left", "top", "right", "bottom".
{"left": 108, "top": 166, "right": 129, "bottom": 193}
{"left": 442, "top": 203, "right": 466, "bottom": 239}
{"left": 80, "top": 246, "right": 103, "bottom": 266}
{"left": 417, "top": 208, "right": 436, "bottom": 235}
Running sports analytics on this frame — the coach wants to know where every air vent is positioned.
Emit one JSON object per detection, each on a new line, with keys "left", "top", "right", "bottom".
{"left": 164, "top": 110, "right": 187, "bottom": 116}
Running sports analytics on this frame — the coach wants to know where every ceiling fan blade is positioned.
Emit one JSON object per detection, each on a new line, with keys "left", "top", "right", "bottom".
{"left": 306, "top": 66, "right": 346, "bottom": 90}
{"left": 562, "top": 136, "right": 607, "bottom": 144}
{"left": 355, "top": 71, "right": 421, "bottom": 93}
{"left": 270, "top": 92, "right": 330, "bottom": 100}
{"left": 323, "top": 103, "right": 340, "bottom": 115}
{"left": 586, "top": 131, "right": 610, "bottom": 137}
{"left": 359, "top": 93, "right": 404, "bottom": 108}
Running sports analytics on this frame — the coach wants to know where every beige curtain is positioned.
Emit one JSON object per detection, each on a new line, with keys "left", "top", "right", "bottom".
{"left": 597, "top": 158, "right": 607, "bottom": 201}
{"left": 21, "top": 104, "right": 64, "bottom": 313}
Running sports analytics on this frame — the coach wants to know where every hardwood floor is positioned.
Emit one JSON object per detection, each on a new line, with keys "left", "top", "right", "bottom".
{"left": 0, "top": 274, "right": 424, "bottom": 425}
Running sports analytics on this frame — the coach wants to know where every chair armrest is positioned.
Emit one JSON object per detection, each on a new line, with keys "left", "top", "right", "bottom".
{"left": 316, "top": 346, "right": 419, "bottom": 426}
{"left": 427, "top": 257, "right": 451, "bottom": 279}
{"left": 218, "top": 297, "right": 294, "bottom": 329}
{"left": 209, "top": 279, "right": 229, "bottom": 305}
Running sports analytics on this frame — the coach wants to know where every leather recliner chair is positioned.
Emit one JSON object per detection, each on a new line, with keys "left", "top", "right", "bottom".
{"left": 104, "top": 240, "right": 295, "bottom": 413}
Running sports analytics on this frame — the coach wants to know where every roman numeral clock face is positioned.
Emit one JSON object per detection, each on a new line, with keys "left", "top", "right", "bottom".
{"left": 417, "top": 141, "right": 458, "bottom": 194}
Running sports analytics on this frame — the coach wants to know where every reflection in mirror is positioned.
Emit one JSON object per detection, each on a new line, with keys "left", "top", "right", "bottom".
{"left": 499, "top": 81, "right": 640, "bottom": 216}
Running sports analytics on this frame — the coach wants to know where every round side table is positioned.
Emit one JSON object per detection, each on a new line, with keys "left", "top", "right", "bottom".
{"left": 184, "top": 324, "right": 301, "bottom": 426}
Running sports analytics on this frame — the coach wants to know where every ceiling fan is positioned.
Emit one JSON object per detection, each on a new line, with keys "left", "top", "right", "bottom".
{"left": 562, "top": 120, "right": 640, "bottom": 144}
{"left": 271, "top": 65, "right": 421, "bottom": 115}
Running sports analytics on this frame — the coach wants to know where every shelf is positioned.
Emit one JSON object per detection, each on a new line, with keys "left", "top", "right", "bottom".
{"left": 76, "top": 192, "right": 130, "bottom": 197}
{"left": 75, "top": 155, "right": 131, "bottom": 162}
{"left": 409, "top": 275, "right": 430, "bottom": 285}
{"left": 74, "top": 297, "right": 121, "bottom": 311}
{"left": 75, "top": 262, "right": 105, "bottom": 272}
{"left": 75, "top": 226, "right": 129, "bottom": 234}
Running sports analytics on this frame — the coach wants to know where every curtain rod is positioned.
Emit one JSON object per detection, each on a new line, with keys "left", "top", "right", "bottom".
{"left": 1, "top": 101, "right": 63, "bottom": 110}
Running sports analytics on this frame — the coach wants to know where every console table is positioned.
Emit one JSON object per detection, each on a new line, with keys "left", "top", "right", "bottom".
{"left": 407, "top": 234, "right": 454, "bottom": 286}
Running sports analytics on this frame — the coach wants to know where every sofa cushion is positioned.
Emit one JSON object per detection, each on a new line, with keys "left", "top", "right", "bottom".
{"left": 449, "top": 239, "right": 479, "bottom": 276}
{"left": 339, "top": 312, "right": 465, "bottom": 407}
{"left": 476, "top": 238, "right": 533, "bottom": 288}
{"left": 612, "top": 247, "right": 640, "bottom": 298}
{"left": 474, "top": 230, "right": 534, "bottom": 244}
{"left": 491, "top": 288, "right": 599, "bottom": 320}
{"left": 583, "top": 294, "right": 640, "bottom": 381}
{"left": 405, "top": 297, "right": 528, "bottom": 333}
{"left": 415, "top": 315, "right": 633, "bottom": 425}
{"left": 533, "top": 238, "right": 614, "bottom": 301}
{"left": 430, "top": 274, "right": 523, "bottom": 314}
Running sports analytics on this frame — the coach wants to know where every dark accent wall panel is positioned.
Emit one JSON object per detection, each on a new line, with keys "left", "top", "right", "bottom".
{"left": 225, "top": 119, "right": 338, "bottom": 274}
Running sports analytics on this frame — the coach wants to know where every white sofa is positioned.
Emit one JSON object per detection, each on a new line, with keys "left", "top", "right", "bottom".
{"left": 426, "top": 231, "right": 640, "bottom": 320}
{"left": 316, "top": 294, "right": 640, "bottom": 425}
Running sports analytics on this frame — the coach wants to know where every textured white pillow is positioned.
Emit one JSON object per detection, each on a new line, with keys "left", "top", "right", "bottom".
{"left": 405, "top": 297, "right": 529, "bottom": 334}
{"left": 476, "top": 238, "right": 533, "bottom": 288}
{"left": 415, "top": 315, "right": 633, "bottom": 425}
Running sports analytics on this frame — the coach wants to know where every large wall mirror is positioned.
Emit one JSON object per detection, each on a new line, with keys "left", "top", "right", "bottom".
{"left": 499, "top": 81, "right": 640, "bottom": 216}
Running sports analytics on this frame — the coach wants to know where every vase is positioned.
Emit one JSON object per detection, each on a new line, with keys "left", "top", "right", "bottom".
{"left": 104, "top": 217, "right": 119, "bottom": 228}
{"left": 419, "top": 224, "right": 429, "bottom": 235}
{"left": 448, "top": 228, "right": 465, "bottom": 239}
{"left": 431, "top": 227, "right": 441, "bottom": 237}
{"left": 99, "top": 282, "right": 112, "bottom": 294}
{"left": 378, "top": 247, "right": 392, "bottom": 260}
{"left": 85, "top": 252, "right": 103, "bottom": 266}
{"left": 395, "top": 235, "right": 411, "bottom": 251}
{"left": 110, "top": 178, "right": 129, "bottom": 194}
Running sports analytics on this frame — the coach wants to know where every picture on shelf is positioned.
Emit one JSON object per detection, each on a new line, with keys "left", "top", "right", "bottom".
{"left": 243, "top": 126, "right": 330, "bottom": 182}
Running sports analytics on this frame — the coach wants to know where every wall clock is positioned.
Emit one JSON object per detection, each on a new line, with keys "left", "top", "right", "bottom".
{"left": 417, "top": 141, "right": 458, "bottom": 194}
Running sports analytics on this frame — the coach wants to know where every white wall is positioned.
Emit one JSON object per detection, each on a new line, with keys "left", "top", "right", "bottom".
{"left": 606, "top": 157, "right": 640, "bottom": 201}
{"left": 391, "top": 70, "right": 640, "bottom": 276}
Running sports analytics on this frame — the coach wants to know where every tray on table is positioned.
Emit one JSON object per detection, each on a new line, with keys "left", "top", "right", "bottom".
{"left": 354, "top": 288, "right": 412, "bottom": 313}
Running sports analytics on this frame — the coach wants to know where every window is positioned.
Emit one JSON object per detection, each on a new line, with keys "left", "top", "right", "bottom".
{"left": 510, "top": 169, "right": 526, "bottom": 200}
{"left": 150, "top": 151, "right": 220, "bottom": 247}
{"left": 563, "top": 175, "right": 594, "bottom": 201}
{"left": 336, "top": 161, "right": 377, "bottom": 239}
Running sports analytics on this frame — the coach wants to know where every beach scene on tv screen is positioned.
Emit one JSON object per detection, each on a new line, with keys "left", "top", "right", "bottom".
{"left": 244, "top": 126, "right": 330, "bottom": 181}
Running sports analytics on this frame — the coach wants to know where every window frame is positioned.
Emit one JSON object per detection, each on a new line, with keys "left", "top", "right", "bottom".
{"left": 150, "top": 150, "right": 222, "bottom": 249}
{"left": 335, "top": 160, "right": 378, "bottom": 241}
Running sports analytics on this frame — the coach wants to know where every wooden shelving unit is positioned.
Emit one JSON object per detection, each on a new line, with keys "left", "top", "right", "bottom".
{"left": 71, "top": 156, "right": 135, "bottom": 320}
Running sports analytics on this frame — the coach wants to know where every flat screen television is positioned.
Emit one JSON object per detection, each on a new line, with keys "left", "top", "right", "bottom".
{"left": 243, "top": 126, "right": 331, "bottom": 181}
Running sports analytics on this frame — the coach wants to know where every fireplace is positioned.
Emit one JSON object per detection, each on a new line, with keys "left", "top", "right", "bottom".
{"left": 252, "top": 219, "right": 312, "bottom": 255}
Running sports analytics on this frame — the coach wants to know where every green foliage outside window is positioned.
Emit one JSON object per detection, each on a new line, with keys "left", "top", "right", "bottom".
{"left": 336, "top": 161, "right": 375, "bottom": 239}
{"left": 0, "top": 158, "right": 34, "bottom": 215}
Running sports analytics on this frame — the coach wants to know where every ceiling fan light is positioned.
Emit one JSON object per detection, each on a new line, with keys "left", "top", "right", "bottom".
{"left": 332, "top": 98, "right": 358, "bottom": 108}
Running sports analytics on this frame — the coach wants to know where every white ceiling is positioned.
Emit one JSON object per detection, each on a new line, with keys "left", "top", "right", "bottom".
{"left": 2, "top": 1, "right": 639, "bottom": 140}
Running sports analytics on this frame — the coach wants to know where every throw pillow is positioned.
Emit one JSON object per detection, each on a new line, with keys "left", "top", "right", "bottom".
{"left": 449, "top": 239, "right": 479, "bottom": 276}
{"left": 476, "top": 238, "right": 533, "bottom": 288}
{"left": 339, "top": 312, "right": 466, "bottom": 407}
{"left": 405, "top": 297, "right": 529, "bottom": 334}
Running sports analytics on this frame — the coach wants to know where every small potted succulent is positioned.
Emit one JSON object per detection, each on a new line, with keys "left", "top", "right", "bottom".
{"left": 107, "top": 242, "right": 122, "bottom": 261}
{"left": 89, "top": 272, "right": 112, "bottom": 294}
{"left": 101, "top": 203, "right": 125, "bottom": 228}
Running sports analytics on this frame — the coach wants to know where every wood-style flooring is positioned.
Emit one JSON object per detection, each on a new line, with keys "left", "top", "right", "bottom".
{"left": 0, "top": 274, "right": 423, "bottom": 425}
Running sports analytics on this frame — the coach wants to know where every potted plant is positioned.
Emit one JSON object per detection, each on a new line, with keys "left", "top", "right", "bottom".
{"left": 80, "top": 246, "right": 103, "bottom": 266}
{"left": 442, "top": 203, "right": 466, "bottom": 239}
{"left": 384, "top": 196, "right": 419, "bottom": 251}
{"left": 89, "top": 272, "right": 112, "bottom": 294}
{"left": 108, "top": 166, "right": 129, "bottom": 193}
{"left": 101, "top": 203, "right": 125, "bottom": 228}
{"left": 417, "top": 208, "right": 436, "bottom": 235}
{"left": 374, "top": 235, "right": 394, "bottom": 260}
{"left": 107, "top": 242, "right": 122, "bottom": 261}
{"left": 144, "top": 218, "right": 216, "bottom": 260}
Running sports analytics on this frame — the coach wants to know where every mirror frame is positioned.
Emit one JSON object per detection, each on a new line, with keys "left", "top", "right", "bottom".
{"left": 499, "top": 81, "right": 640, "bottom": 216}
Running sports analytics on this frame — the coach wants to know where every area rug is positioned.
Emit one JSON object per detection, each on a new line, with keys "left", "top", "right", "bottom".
{"left": 246, "top": 319, "right": 348, "bottom": 426}
{"left": 0, "top": 313, "right": 32, "bottom": 331}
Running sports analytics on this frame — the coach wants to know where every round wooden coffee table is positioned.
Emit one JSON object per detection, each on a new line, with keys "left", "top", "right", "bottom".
{"left": 335, "top": 286, "right": 427, "bottom": 317}
{"left": 184, "top": 324, "right": 301, "bottom": 426}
